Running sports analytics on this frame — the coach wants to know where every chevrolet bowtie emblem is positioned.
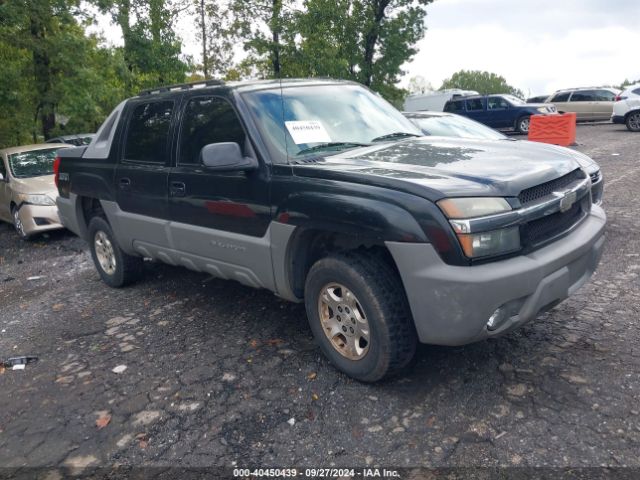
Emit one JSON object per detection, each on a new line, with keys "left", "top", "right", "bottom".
{"left": 555, "top": 191, "right": 577, "bottom": 213}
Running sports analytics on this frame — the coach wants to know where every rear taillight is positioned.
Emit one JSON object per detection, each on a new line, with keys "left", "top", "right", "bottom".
{"left": 615, "top": 95, "right": 627, "bottom": 102}
{"left": 53, "top": 156, "right": 60, "bottom": 188}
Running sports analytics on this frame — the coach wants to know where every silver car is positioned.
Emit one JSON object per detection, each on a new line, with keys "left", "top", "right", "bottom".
{"left": 0, "top": 144, "right": 69, "bottom": 239}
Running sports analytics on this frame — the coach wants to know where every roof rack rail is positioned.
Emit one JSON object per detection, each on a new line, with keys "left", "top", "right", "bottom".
{"left": 138, "top": 79, "right": 225, "bottom": 96}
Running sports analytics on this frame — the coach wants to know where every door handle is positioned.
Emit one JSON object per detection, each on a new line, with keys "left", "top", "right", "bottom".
{"left": 170, "top": 181, "right": 186, "bottom": 197}
{"left": 119, "top": 177, "right": 131, "bottom": 190}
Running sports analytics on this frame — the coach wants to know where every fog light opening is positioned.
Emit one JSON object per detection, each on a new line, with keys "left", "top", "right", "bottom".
{"left": 487, "top": 308, "right": 508, "bottom": 331}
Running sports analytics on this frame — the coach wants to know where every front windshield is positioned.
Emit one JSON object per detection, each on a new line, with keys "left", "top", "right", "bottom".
{"left": 8, "top": 148, "right": 59, "bottom": 178}
{"left": 242, "top": 84, "right": 422, "bottom": 161}
{"left": 411, "top": 114, "right": 506, "bottom": 140}
{"left": 503, "top": 95, "right": 526, "bottom": 105}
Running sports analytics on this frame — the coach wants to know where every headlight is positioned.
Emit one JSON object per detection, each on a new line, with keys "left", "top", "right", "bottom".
{"left": 16, "top": 193, "right": 56, "bottom": 206}
{"left": 537, "top": 107, "right": 548, "bottom": 113}
{"left": 438, "top": 197, "right": 520, "bottom": 258}
{"left": 438, "top": 197, "right": 511, "bottom": 219}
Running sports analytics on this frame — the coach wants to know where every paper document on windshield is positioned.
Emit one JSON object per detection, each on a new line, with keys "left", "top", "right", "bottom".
{"left": 285, "top": 121, "right": 332, "bottom": 145}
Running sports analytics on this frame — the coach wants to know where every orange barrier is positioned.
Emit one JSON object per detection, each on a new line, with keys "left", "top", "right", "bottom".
{"left": 527, "top": 112, "right": 577, "bottom": 147}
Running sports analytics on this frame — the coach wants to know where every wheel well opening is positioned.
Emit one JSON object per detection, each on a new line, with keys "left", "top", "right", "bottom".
{"left": 81, "top": 197, "right": 105, "bottom": 228}
{"left": 287, "top": 229, "right": 401, "bottom": 298}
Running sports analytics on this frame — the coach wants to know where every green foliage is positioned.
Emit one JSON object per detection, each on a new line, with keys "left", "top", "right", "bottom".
{"left": 441, "top": 70, "right": 525, "bottom": 99}
{"left": 620, "top": 78, "right": 640, "bottom": 89}
{"left": 0, "top": 0, "right": 435, "bottom": 147}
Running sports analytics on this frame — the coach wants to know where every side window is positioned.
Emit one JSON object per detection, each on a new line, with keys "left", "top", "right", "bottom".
{"left": 570, "top": 91, "right": 596, "bottom": 102}
{"left": 552, "top": 92, "right": 571, "bottom": 102}
{"left": 633, "top": 88, "right": 640, "bottom": 95}
{"left": 594, "top": 90, "right": 615, "bottom": 101}
{"left": 179, "top": 96, "right": 246, "bottom": 165}
{"left": 123, "top": 101, "right": 174, "bottom": 163}
{"left": 487, "top": 97, "right": 509, "bottom": 110}
{"left": 0, "top": 157, "right": 6, "bottom": 178}
{"left": 444, "top": 101, "right": 463, "bottom": 112}
{"left": 465, "top": 98, "right": 484, "bottom": 111}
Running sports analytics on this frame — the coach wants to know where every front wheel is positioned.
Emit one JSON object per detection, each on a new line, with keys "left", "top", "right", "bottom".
{"left": 304, "top": 252, "right": 417, "bottom": 382}
{"left": 88, "top": 216, "right": 143, "bottom": 288}
{"left": 516, "top": 116, "right": 531, "bottom": 134}
{"left": 12, "top": 207, "right": 30, "bottom": 240}
{"left": 626, "top": 112, "right": 640, "bottom": 132}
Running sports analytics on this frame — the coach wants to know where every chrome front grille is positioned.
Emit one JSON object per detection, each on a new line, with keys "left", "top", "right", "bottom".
{"left": 518, "top": 169, "right": 586, "bottom": 205}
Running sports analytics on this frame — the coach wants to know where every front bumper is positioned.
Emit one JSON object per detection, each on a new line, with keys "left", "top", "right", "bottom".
{"left": 17, "top": 203, "right": 63, "bottom": 235}
{"left": 387, "top": 205, "right": 606, "bottom": 346}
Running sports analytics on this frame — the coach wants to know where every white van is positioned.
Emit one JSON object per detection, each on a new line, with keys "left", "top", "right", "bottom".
{"left": 404, "top": 89, "right": 479, "bottom": 112}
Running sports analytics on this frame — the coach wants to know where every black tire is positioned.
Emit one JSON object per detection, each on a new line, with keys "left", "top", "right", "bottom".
{"left": 87, "top": 216, "right": 143, "bottom": 288}
{"left": 516, "top": 115, "right": 531, "bottom": 134}
{"left": 626, "top": 111, "right": 640, "bottom": 132}
{"left": 304, "top": 251, "right": 417, "bottom": 382}
{"left": 11, "top": 206, "right": 30, "bottom": 240}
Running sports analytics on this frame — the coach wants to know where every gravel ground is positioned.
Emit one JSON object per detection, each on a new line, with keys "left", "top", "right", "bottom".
{"left": 0, "top": 124, "right": 639, "bottom": 474}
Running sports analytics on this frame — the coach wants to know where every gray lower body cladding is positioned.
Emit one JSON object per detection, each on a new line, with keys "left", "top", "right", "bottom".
{"left": 387, "top": 205, "right": 606, "bottom": 346}
{"left": 56, "top": 196, "right": 298, "bottom": 300}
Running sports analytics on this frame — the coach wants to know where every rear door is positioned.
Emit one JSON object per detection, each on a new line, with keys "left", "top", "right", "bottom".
{"left": 592, "top": 89, "right": 617, "bottom": 120}
{"left": 464, "top": 98, "right": 488, "bottom": 125}
{"left": 568, "top": 90, "right": 597, "bottom": 120}
{"left": 114, "top": 98, "right": 176, "bottom": 246}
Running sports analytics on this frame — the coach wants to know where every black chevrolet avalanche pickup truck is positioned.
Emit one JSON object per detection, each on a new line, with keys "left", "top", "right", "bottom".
{"left": 55, "top": 79, "right": 606, "bottom": 382}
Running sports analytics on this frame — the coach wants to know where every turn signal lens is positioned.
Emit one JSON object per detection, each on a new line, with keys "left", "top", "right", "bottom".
{"left": 456, "top": 227, "right": 520, "bottom": 258}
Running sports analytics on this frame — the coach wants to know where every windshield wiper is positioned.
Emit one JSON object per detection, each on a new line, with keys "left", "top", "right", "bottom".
{"left": 295, "top": 142, "right": 370, "bottom": 156}
{"left": 370, "top": 132, "right": 421, "bottom": 142}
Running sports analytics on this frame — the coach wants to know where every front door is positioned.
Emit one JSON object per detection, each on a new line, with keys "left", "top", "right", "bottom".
{"left": 486, "top": 96, "right": 513, "bottom": 128}
{"left": 114, "top": 99, "right": 176, "bottom": 247}
{"left": 168, "top": 95, "right": 273, "bottom": 287}
{"left": 568, "top": 90, "right": 597, "bottom": 120}
{"left": 0, "top": 155, "right": 11, "bottom": 222}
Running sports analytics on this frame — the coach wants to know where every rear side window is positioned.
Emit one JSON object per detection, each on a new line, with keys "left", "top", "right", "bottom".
{"left": 633, "top": 88, "right": 640, "bottom": 95}
{"left": 465, "top": 98, "right": 484, "bottom": 111}
{"left": 487, "top": 97, "right": 509, "bottom": 110}
{"left": 594, "top": 90, "right": 616, "bottom": 101}
{"left": 551, "top": 92, "right": 570, "bottom": 102}
{"left": 123, "top": 101, "right": 174, "bottom": 163}
{"left": 570, "top": 91, "right": 596, "bottom": 102}
{"left": 179, "top": 96, "right": 246, "bottom": 165}
{"left": 444, "top": 100, "right": 464, "bottom": 112}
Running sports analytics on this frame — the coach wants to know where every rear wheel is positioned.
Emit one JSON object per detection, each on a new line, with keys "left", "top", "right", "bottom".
{"left": 88, "top": 216, "right": 143, "bottom": 287}
{"left": 11, "top": 206, "right": 29, "bottom": 240}
{"left": 304, "top": 251, "right": 417, "bottom": 382}
{"left": 516, "top": 116, "right": 531, "bottom": 134}
{"left": 626, "top": 112, "right": 640, "bottom": 132}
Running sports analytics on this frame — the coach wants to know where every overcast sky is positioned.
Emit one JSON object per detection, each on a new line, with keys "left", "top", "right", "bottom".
{"left": 403, "top": 0, "right": 640, "bottom": 96}
{"left": 94, "top": 0, "right": 640, "bottom": 96}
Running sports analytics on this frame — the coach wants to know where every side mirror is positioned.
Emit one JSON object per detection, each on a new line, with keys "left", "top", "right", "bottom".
{"left": 199, "top": 142, "right": 258, "bottom": 172}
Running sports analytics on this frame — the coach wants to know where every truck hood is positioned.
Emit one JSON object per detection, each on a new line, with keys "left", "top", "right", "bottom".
{"left": 11, "top": 175, "right": 57, "bottom": 196}
{"left": 292, "top": 137, "right": 582, "bottom": 200}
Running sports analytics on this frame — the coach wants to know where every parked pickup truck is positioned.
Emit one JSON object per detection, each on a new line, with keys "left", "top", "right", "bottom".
{"left": 55, "top": 79, "right": 606, "bottom": 382}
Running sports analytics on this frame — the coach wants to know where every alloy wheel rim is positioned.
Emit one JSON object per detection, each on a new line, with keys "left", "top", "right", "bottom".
{"left": 317, "top": 283, "right": 370, "bottom": 360}
{"left": 94, "top": 231, "right": 117, "bottom": 275}
{"left": 630, "top": 114, "right": 640, "bottom": 130}
{"left": 521, "top": 118, "right": 530, "bottom": 132}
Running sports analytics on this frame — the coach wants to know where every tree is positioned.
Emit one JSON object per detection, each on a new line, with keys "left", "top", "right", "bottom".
{"left": 440, "top": 70, "right": 524, "bottom": 99}
{"left": 289, "top": 0, "right": 433, "bottom": 105}
{"left": 194, "top": 0, "right": 235, "bottom": 78}
{"left": 94, "top": 0, "right": 189, "bottom": 92}
{"left": 231, "top": 0, "right": 299, "bottom": 78}
{"left": 407, "top": 75, "right": 433, "bottom": 94}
